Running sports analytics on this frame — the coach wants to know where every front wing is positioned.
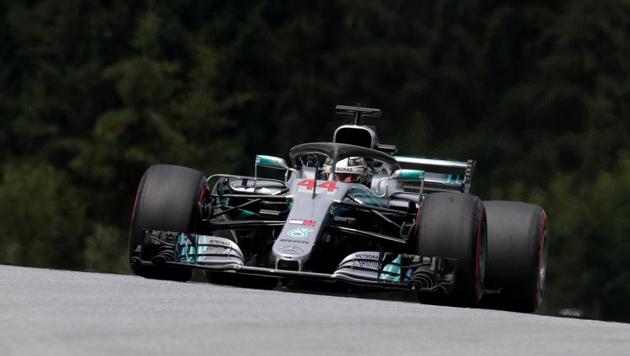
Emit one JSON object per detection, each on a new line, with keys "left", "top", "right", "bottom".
{"left": 131, "top": 230, "right": 457, "bottom": 294}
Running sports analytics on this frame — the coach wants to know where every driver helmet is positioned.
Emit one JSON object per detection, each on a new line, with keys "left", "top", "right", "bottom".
{"left": 324, "top": 157, "right": 367, "bottom": 183}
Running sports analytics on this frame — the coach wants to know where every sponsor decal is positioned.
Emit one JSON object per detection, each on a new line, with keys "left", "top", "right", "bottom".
{"left": 353, "top": 260, "right": 380, "bottom": 269}
{"left": 353, "top": 253, "right": 381, "bottom": 261}
{"left": 279, "top": 238, "right": 309, "bottom": 244}
{"left": 280, "top": 245, "right": 304, "bottom": 254}
{"left": 205, "top": 240, "right": 232, "bottom": 247}
{"left": 286, "top": 227, "right": 314, "bottom": 238}
{"left": 288, "top": 219, "right": 316, "bottom": 227}
{"left": 198, "top": 246, "right": 229, "bottom": 254}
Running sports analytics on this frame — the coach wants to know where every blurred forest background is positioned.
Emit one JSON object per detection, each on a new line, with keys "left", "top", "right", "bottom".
{"left": 1, "top": 0, "right": 630, "bottom": 322}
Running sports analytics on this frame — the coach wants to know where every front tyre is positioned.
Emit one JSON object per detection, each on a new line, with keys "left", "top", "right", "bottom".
{"left": 415, "top": 193, "right": 487, "bottom": 306}
{"left": 129, "top": 164, "right": 204, "bottom": 281}
{"left": 482, "top": 201, "right": 549, "bottom": 312}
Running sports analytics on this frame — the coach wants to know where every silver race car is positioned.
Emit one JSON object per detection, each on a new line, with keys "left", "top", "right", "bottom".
{"left": 129, "top": 105, "right": 549, "bottom": 311}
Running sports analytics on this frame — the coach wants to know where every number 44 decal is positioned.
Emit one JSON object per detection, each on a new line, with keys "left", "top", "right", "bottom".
{"left": 297, "top": 179, "right": 337, "bottom": 192}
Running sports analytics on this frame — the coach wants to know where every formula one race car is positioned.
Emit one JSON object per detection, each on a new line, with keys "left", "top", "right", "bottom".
{"left": 128, "top": 105, "right": 549, "bottom": 312}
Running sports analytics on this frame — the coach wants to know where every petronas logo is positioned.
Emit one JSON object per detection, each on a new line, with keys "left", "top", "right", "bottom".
{"left": 287, "top": 228, "right": 314, "bottom": 238}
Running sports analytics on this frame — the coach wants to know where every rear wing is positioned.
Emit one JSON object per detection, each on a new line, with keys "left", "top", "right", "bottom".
{"left": 394, "top": 156, "right": 475, "bottom": 193}
{"left": 335, "top": 105, "right": 381, "bottom": 124}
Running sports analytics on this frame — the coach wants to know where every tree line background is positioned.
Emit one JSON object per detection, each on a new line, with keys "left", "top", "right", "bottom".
{"left": 1, "top": 0, "right": 630, "bottom": 322}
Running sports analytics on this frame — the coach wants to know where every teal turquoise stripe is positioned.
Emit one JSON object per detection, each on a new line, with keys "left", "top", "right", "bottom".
{"left": 379, "top": 255, "right": 402, "bottom": 282}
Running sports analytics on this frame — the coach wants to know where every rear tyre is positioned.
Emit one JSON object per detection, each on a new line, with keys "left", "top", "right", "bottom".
{"left": 482, "top": 201, "right": 548, "bottom": 312}
{"left": 415, "top": 192, "right": 487, "bottom": 306}
{"left": 129, "top": 164, "right": 205, "bottom": 282}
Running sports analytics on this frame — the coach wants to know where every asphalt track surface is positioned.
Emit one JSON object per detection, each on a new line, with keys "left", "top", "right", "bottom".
{"left": 2, "top": 265, "right": 630, "bottom": 356}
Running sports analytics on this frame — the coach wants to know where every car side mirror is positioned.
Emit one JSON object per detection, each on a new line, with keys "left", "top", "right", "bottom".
{"left": 255, "top": 155, "right": 289, "bottom": 170}
{"left": 255, "top": 155, "right": 297, "bottom": 183}
{"left": 373, "top": 169, "right": 424, "bottom": 197}
{"left": 374, "top": 169, "right": 425, "bottom": 198}
{"left": 392, "top": 169, "right": 425, "bottom": 181}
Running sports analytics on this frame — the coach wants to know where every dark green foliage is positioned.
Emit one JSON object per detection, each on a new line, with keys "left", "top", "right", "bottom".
{"left": 1, "top": 0, "right": 630, "bottom": 321}
{"left": 0, "top": 161, "right": 87, "bottom": 268}
{"left": 540, "top": 154, "right": 630, "bottom": 321}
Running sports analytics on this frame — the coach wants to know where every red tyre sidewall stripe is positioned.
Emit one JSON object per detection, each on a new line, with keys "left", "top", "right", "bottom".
{"left": 190, "top": 183, "right": 208, "bottom": 233}
{"left": 198, "top": 185, "right": 207, "bottom": 203}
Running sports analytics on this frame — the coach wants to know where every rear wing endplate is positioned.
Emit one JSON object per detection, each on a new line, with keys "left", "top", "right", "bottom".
{"left": 394, "top": 156, "right": 475, "bottom": 193}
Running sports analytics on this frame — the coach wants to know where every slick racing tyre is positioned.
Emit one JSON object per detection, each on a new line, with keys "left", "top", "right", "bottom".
{"left": 129, "top": 164, "right": 205, "bottom": 282}
{"left": 482, "top": 201, "right": 549, "bottom": 312}
{"left": 415, "top": 192, "right": 487, "bottom": 306}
